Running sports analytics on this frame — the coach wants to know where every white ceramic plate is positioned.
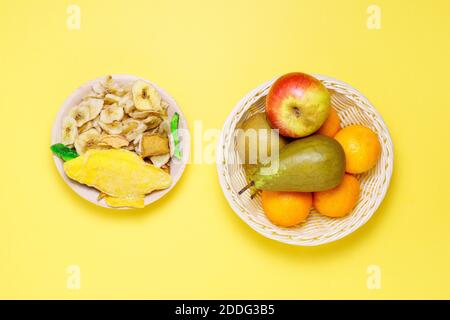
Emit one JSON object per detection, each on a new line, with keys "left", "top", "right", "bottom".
{"left": 51, "top": 74, "right": 190, "bottom": 209}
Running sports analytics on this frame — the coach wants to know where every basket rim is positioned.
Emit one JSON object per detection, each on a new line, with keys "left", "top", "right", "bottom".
{"left": 216, "top": 74, "right": 394, "bottom": 246}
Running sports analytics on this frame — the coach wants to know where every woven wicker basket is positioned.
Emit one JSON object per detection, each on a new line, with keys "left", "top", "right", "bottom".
{"left": 217, "top": 75, "right": 393, "bottom": 246}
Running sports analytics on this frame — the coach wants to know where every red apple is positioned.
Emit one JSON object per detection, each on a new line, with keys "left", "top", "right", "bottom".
{"left": 266, "top": 72, "right": 331, "bottom": 138}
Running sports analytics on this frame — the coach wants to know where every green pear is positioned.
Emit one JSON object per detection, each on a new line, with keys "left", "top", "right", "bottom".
{"left": 236, "top": 113, "right": 287, "bottom": 177}
{"left": 240, "top": 135, "right": 345, "bottom": 193}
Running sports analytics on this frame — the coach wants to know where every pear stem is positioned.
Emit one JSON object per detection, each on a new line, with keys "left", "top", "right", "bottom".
{"left": 250, "top": 190, "right": 260, "bottom": 199}
{"left": 238, "top": 181, "right": 254, "bottom": 195}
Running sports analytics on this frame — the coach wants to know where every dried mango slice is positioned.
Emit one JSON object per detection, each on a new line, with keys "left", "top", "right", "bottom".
{"left": 64, "top": 149, "right": 171, "bottom": 206}
{"left": 105, "top": 196, "right": 145, "bottom": 209}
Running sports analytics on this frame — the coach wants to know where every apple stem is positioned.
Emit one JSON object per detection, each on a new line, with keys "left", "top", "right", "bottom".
{"left": 238, "top": 181, "right": 254, "bottom": 195}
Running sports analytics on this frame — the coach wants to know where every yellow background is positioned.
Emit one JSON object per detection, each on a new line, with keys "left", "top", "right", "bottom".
{"left": 0, "top": 0, "right": 449, "bottom": 299}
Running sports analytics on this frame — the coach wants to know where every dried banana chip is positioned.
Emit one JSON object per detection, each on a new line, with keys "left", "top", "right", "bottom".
{"left": 150, "top": 153, "right": 170, "bottom": 168}
{"left": 129, "top": 110, "right": 152, "bottom": 119}
{"left": 92, "top": 82, "right": 106, "bottom": 96}
{"left": 142, "top": 115, "right": 162, "bottom": 129}
{"left": 100, "top": 104, "right": 124, "bottom": 124}
{"left": 99, "top": 121, "right": 123, "bottom": 135}
{"left": 132, "top": 80, "right": 162, "bottom": 112}
{"left": 87, "top": 98, "right": 104, "bottom": 120}
{"left": 158, "top": 119, "right": 171, "bottom": 135}
{"left": 69, "top": 104, "right": 90, "bottom": 127}
{"left": 79, "top": 120, "right": 94, "bottom": 134}
{"left": 119, "top": 92, "right": 135, "bottom": 113}
{"left": 104, "top": 93, "right": 121, "bottom": 104}
{"left": 122, "top": 118, "right": 139, "bottom": 134}
{"left": 98, "top": 135, "right": 129, "bottom": 149}
{"left": 74, "top": 128, "right": 101, "bottom": 155}
{"left": 122, "top": 119, "right": 146, "bottom": 141}
{"left": 61, "top": 116, "right": 78, "bottom": 145}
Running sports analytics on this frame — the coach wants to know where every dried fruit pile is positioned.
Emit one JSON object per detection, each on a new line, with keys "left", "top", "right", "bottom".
{"left": 50, "top": 76, "right": 183, "bottom": 208}
{"left": 59, "top": 75, "right": 177, "bottom": 172}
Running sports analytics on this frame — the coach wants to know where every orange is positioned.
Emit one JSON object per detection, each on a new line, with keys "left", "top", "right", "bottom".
{"left": 261, "top": 191, "right": 312, "bottom": 227}
{"left": 317, "top": 107, "right": 341, "bottom": 137}
{"left": 313, "top": 174, "right": 360, "bottom": 218}
{"left": 334, "top": 125, "right": 381, "bottom": 174}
